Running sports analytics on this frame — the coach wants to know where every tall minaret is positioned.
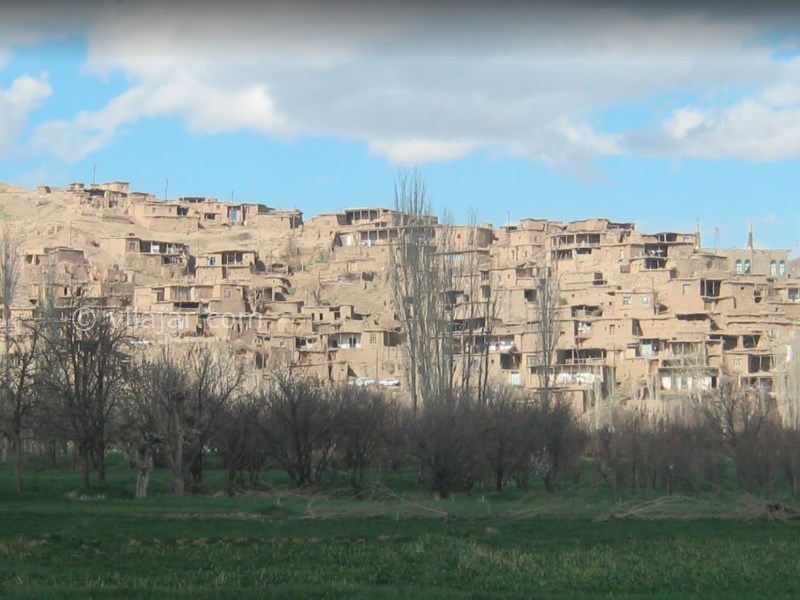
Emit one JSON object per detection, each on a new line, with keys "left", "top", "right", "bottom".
{"left": 747, "top": 220, "right": 754, "bottom": 250}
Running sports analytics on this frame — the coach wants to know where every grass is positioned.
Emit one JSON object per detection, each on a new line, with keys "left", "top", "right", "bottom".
{"left": 1, "top": 460, "right": 800, "bottom": 598}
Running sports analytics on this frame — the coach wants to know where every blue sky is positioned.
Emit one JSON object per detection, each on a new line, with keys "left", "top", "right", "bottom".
{"left": 2, "top": 2, "right": 800, "bottom": 253}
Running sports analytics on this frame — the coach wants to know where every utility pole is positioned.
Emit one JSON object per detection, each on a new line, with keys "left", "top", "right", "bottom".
{"left": 695, "top": 218, "right": 701, "bottom": 251}
{"left": 164, "top": 178, "right": 169, "bottom": 201}
{"left": 92, "top": 164, "right": 96, "bottom": 186}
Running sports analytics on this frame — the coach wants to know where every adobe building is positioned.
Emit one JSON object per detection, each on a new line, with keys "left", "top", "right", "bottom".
{"left": 131, "top": 201, "right": 200, "bottom": 233}
{"left": 5, "top": 179, "right": 799, "bottom": 420}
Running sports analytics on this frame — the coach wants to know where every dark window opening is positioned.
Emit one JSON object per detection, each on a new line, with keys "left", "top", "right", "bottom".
{"left": 700, "top": 279, "right": 721, "bottom": 297}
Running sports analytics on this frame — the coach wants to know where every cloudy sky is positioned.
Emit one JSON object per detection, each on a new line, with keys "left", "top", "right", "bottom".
{"left": 2, "top": 1, "right": 800, "bottom": 250}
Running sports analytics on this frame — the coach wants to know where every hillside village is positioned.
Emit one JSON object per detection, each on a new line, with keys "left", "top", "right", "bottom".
{"left": 1, "top": 180, "right": 799, "bottom": 417}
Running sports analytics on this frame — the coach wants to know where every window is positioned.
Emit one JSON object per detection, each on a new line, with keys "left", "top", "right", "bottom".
{"left": 770, "top": 260, "right": 777, "bottom": 276}
{"left": 682, "top": 284, "right": 690, "bottom": 295}
{"left": 224, "top": 287, "right": 231, "bottom": 298}
{"left": 609, "top": 324, "right": 616, "bottom": 334}
{"left": 744, "top": 260, "right": 751, "bottom": 274}
{"left": 735, "top": 259, "right": 743, "bottom": 274}
{"left": 370, "top": 334, "right": 377, "bottom": 344}
{"left": 208, "top": 257, "right": 216, "bottom": 266}
{"left": 779, "top": 260, "right": 786, "bottom": 276}
{"left": 641, "top": 296, "right": 649, "bottom": 305}
{"left": 622, "top": 296, "right": 631, "bottom": 306}
{"left": 700, "top": 280, "right": 721, "bottom": 297}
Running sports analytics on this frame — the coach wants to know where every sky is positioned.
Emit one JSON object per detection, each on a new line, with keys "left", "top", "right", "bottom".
{"left": 2, "top": 1, "right": 800, "bottom": 252}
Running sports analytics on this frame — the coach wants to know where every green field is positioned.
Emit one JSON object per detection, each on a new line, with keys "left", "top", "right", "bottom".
{"left": 1, "top": 462, "right": 800, "bottom": 598}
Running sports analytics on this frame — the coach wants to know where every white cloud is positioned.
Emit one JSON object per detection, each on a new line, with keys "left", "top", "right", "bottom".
{"left": 628, "top": 80, "right": 800, "bottom": 161}
{"left": 369, "top": 139, "right": 479, "bottom": 165}
{"left": 12, "top": 2, "right": 800, "bottom": 168}
{"left": 664, "top": 108, "right": 709, "bottom": 140}
{"left": 556, "top": 120, "right": 620, "bottom": 155}
{"left": 30, "top": 79, "right": 286, "bottom": 161}
{"left": 0, "top": 74, "right": 52, "bottom": 156}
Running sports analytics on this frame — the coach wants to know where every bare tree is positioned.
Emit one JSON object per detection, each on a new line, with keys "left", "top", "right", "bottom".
{"left": 33, "top": 304, "right": 130, "bottom": 489}
{"left": 0, "top": 330, "right": 38, "bottom": 492}
{"left": 455, "top": 214, "right": 498, "bottom": 403}
{"left": 214, "top": 397, "right": 269, "bottom": 496}
{"left": 389, "top": 169, "right": 459, "bottom": 413}
{"left": 185, "top": 344, "right": 244, "bottom": 492}
{"left": 531, "top": 266, "right": 561, "bottom": 405}
{"left": 126, "top": 347, "right": 188, "bottom": 496}
{"left": 0, "top": 225, "right": 19, "bottom": 354}
{"left": 118, "top": 350, "right": 182, "bottom": 499}
{"left": 703, "top": 375, "right": 777, "bottom": 490}
{"left": 480, "top": 385, "right": 529, "bottom": 492}
{"left": 411, "top": 388, "right": 485, "bottom": 497}
{"left": 129, "top": 343, "right": 242, "bottom": 496}
{"left": 258, "top": 371, "right": 342, "bottom": 487}
{"left": 531, "top": 395, "right": 587, "bottom": 493}
{"left": 0, "top": 224, "right": 27, "bottom": 490}
{"left": 336, "top": 384, "right": 393, "bottom": 495}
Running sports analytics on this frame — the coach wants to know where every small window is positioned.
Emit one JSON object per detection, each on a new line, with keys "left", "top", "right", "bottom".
{"left": 370, "top": 334, "right": 377, "bottom": 344}
{"left": 770, "top": 260, "right": 777, "bottom": 276}
{"left": 682, "top": 284, "right": 690, "bottom": 295}
{"left": 622, "top": 296, "right": 631, "bottom": 306}
{"left": 641, "top": 296, "right": 649, "bottom": 305}
{"left": 224, "top": 287, "right": 231, "bottom": 298}
{"left": 208, "top": 257, "right": 216, "bottom": 266}
{"left": 735, "top": 259, "right": 743, "bottom": 274}
{"left": 744, "top": 259, "right": 751, "bottom": 274}
{"left": 779, "top": 260, "right": 786, "bottom": 276}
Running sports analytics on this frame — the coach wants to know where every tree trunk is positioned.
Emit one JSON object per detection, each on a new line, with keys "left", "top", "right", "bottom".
{"left": 226, "top": 469, "right": 237, "bottom": 497}
{"left": 172, "top": 444, "right": 185, "bottom": 496}
{"left": 79, "top": 446, "right": 91, "bottom": 490}
{"left": 134, "top": 448, "right": 153, "bottom": 499}
{"left": 12, "top": 433, "right": 23, "bottom": 493}
{"left": 495, "top": 467, "right": 504, "bottom": 492}
{"left": 171, "top": 409, "right": 185, "bottom": 496}
{"left": 190, "top": 453, "right": 204, "bottom": 493}
{"left": 544, "top": 470, "right": 556, "bottom": 494}
{"left": 94, "top": 445, "right": 106, "bottom": 487}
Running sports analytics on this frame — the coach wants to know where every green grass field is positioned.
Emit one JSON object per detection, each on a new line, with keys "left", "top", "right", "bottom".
{"left": 1, "top": 460, "right": 800, "bottom": 598}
